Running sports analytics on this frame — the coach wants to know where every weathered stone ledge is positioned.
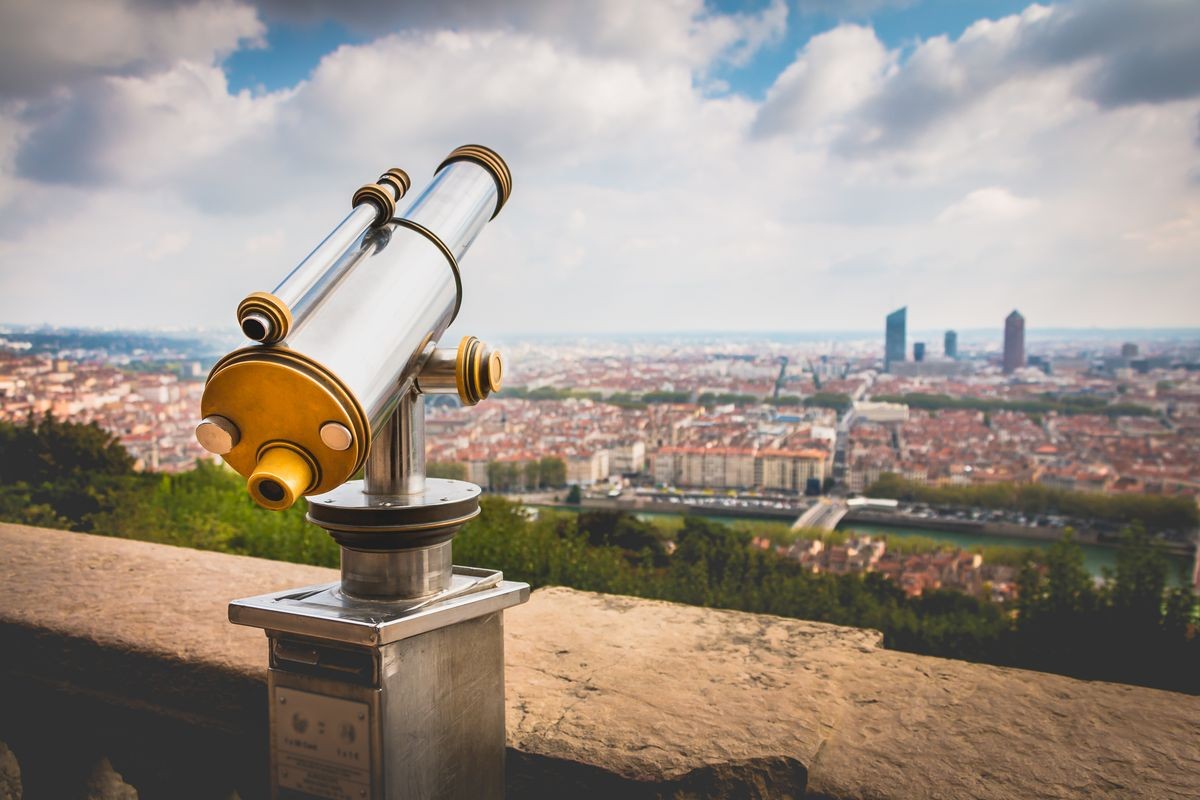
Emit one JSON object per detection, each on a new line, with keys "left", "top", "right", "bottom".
{"left": 0, "top": 522, "right": 1197, "bottom": 799}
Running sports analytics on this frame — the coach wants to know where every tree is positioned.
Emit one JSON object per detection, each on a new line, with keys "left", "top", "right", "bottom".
{"left": 0, "top": 415, "right": 134, "bottom": 485}
{"left": 565, "top": 484, "right": 582, "bottom": 505}
{"left": 426, "top": 461, "right": 467, "bottom": 481}
{"left": 539, "top": 457, "right": 567, "bottom": 487}
{"left": 522, "top": 461, "right": 540, "bottom": 489}
{"left": 577, "top": 510, "right": 666, "bottom": 564}
{"left": 1110, "top": 523, "right": 1169, "bottom": 627}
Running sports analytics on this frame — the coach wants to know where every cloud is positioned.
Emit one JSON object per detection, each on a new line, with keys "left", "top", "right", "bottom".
{"left": 757, "top": 1, "right": 1200, "bottom": 159}
{"left": 1018, "top": 0, "right": 1200, "bottom": 107}
{"left": 0, "top": 0, "right": 1198, "bottom": 334}
{"left": 754, "top": 24, "right": 893, "bottom": 140}
{"left": 936, "top": 188, "right": 1039, "bottom": 224}
{"left": 0, "top": 0, "right": 262, "bottom": 99}
{"left": 254, "top": 0, "right": 787, "bottom": 69}
{"left": 15, "top": 61, "right": 281, "bottom": 186}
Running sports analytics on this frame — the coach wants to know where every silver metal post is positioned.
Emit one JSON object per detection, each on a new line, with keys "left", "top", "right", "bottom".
{"left": 340, "top": 390, "right": 449, "bottom": 601}
{"left": 365, "top": 391, "right": 426, "bottom": 495}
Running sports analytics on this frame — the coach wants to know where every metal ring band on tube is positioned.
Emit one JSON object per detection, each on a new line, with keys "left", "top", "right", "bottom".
{"left": 236, "top": 292, "right": 293, "bottom": 343}
{"left": 389, "top": 218, "right": 464, "bottom": 323}
{"left": 436, "top": 144, "right": 512, "bottom": 219}
{"left": 377, "top": 168, "right": 411, "bottom": 199}
{"left": 352, "top": 183, "right": 397, "bottom": 227}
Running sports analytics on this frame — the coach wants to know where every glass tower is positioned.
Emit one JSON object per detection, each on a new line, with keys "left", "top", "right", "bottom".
{"left": 885, "top": 307, "right": 906, "bottom": 372}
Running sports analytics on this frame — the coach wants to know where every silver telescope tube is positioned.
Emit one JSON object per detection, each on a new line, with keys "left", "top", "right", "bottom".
{"left": 287, "top": 152, "right": 507, "bottom": 428}
{"left": 236, "top": 169, "right": 411, "bottom": 343}
{"left": 199, "top": 145, "right": 511, "bottom": 509}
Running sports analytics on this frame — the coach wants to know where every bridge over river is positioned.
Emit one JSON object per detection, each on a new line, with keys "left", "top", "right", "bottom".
{"left": 792, "top": 497, "right": 900, "bottom": 531}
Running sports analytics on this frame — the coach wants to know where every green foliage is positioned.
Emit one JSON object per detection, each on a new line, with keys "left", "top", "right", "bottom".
{"left": 803, "top": 392, "right": 852, "bottom": 411}
{"left": 537, "top": 457, "right": 567, "bottom": 487}
{"left": 427, "top": 461, "right": 467, "bottom": 481}
{"left": 565, "top": 484, "right": 582, "bottom": 505}
{"left": 605, "top": 393, "right": 648, "bottom": 410}
{"left": 698, "top": 392, "right": 760, "bottom": 406}
{"left": 1010, "top": 531, "right": 1199, "bottom": 690}
{"left": 497, "top": 386, "right": 602, "bottom": 401}
{"left": 486, "top": 461, "right": 522, "bottom": 492}
{"left": 485, "top": 456, "right": 567, "bottom": 492}
{"left": 90, "top": 461, "right": 340, "bottom": 566}
{"left": 0, "top": 414, "right": 134, "bottom": 485}
{"left": 455, "top": 500, "right": 636, "bottom": 595}
{"left": 871, "top": 392, "right": 1155, "bottom": 418}
{"left": 642, "top": 390, "right": 692, "bottom": 404}
{"left": 867, "top": 473, "right": 1198, "bottom": 532}
{"left": 576, "top": 510, "right": 668, "bottom": 564}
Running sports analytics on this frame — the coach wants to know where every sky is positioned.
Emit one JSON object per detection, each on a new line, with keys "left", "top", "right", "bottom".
{"left": 0, "top": 0, "right": 1197, "bottom": 336}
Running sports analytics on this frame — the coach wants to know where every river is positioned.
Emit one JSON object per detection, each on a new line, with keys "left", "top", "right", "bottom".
{"left": 620, "top": 509, "right": 1191, "bottom": 585}
{"left": 835, "top": 522, "right": 1194, "bottom": 586}
{"left": 528, "top": 504, "right": 1193, "bottom": 585}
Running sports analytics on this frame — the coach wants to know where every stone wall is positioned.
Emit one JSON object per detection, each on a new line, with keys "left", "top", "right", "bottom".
{"left": 0, "top": 522, "right": 1197, "bottom": 799}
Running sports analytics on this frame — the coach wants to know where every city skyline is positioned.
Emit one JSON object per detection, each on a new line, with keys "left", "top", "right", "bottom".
{"left": 1, "top": 1, "right": 1198, "bottom": 333}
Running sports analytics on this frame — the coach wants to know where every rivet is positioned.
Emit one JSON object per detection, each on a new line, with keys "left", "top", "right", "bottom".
{"left": 196, "top": 415, "right": 240, "bottom": 455}
{"left": 319, "top": 422, "right": 354, "bottom": 451}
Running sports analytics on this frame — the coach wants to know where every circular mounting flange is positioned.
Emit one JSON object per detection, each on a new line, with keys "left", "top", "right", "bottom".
{"left": 306, "top": 478, "right": 481, "bottom": 550}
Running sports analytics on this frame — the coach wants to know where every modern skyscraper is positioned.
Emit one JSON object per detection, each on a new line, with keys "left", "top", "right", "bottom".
{"left": 1003, "top": 310, "right": 1025, "bottom": 374}
{"left": 944, "top": 330, "right": 958, "bottom": 359}
{"left": 913, "top": 342, "right": 926, "bottom": 362}
{"left": 885, "top": 307, "right": 906, "bottom": 372}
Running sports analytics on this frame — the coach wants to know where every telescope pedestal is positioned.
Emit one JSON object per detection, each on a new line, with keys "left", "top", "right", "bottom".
{"left": 230, "top": 394, "right": 529, "bottom": 799}
{"left": 230, "top": 571, "right": 527, "bottom": 800}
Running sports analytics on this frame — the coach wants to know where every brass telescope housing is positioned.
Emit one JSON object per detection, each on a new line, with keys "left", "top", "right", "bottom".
{"left": 197, "top": 145, "right": 510, "bottom": 512}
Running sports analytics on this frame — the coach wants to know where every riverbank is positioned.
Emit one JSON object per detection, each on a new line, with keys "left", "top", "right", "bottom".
{"left": 522, "top": 498, "right": 1195, "bottom": 584}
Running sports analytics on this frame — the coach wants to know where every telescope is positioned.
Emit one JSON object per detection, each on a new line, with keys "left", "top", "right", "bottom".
{"left": 198, "top": 145, "right": 529, "bottom": 800}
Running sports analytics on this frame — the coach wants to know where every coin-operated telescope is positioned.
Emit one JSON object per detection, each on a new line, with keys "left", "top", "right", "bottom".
{"left": 198, "top": 146, "right": 528, "bottom": 800}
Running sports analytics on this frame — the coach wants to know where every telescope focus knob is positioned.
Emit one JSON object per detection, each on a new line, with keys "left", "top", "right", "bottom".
{"left": 455, "top": 336, "right": 503, "bottom": 406}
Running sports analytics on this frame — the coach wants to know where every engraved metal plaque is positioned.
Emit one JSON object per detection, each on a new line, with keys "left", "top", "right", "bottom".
{"left": 274, "top": 687, "right": 372, "bottom": 799}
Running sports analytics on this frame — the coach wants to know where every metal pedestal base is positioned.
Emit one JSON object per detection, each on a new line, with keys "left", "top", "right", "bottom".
{"left": 231, "top": 569, "right": 529, "bottom": 800}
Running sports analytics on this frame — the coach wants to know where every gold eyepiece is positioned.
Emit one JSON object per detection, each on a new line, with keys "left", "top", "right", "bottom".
{"left": 236, "top": 292, "right": 292, "bottom": 344}
{"left": 248, "top": 446, "right": 316, "bottom": 510}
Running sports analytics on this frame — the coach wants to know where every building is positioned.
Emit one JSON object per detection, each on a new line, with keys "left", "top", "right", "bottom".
{"left": 853, "top": 400, "right": 909, "bottom": 423}
{"left": 913, "top": 342, "right": 926, "bottom": 362}
{"left": 885, "top": 307, "right": 906, "bottom": 372}
{"left": 944, "top": 330, "right": 957, "bottom": 359}
{"left": 566, "top": 450, "right": 610, "bottom": 485}
{"left": 650, "top": 446, "right": 827, "bottom": 493}
{"left": 609, "top": 440, "right": 646, "bottom": 474}
{"left": 759, "top": 449, "right": 831, "bottom": 493}
{"left": 1121, "top": 342, "right": 1139, "bottom": 359}
{"left": 1003, "top": 310, "right": 1025, "bottom": 374}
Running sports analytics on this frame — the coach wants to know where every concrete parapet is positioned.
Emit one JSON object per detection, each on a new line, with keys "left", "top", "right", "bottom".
{"left": 0, "top": 523, "right": 1197, "bottom": 799}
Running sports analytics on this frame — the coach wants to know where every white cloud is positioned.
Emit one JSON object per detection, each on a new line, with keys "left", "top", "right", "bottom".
{"left": 0, "top": 0, "right": 1198, "bottom": 334}
{"left": 754, "top": 24, "right": 893, "bottom": 140}
{"left": 937, "top": 188, "right": 1040, "bottom": 224}
{"left": 0, "top": 0, "right": 263, "bottom": 98}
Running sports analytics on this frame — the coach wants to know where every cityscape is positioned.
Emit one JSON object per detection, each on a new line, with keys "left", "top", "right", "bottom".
{"left": 2, "top": 0, "right": 1199, "bottom": 794}
{"left": 4, "top": 313, "right": 1198, "bottom": 599}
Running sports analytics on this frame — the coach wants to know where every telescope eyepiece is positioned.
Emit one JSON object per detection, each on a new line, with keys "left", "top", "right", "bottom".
{"left": 248, "top": 445, "right": 317, "bottom": 510}
{"left": 257, "top": 480, "right": 286, "bottom": 502}
{"left": 241, "top": 312, "right": 270, "bottom": 342}
{"left": 236, "top": 292, "right": 292, "bottom": 344}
